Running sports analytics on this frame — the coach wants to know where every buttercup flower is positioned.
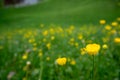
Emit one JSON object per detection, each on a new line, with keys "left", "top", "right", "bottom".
{"left": 102, "top": 44, "right": 108, "bottom": 49}
{"left": 100, "top": 20, "right": 106, "bottom": 25}
{"left": 105, "top": 25, "right": 111, "bottom": 30}
{"left": 46, "top": 43, "right": 51, "bottom": 49}
{"left": 70, "top": 60, "right": 76, "bottom": 65}
{"left": 56, "top": 57, "right": 67, "bottom": 66}
{"left": 85, "top": 43, "right": 101, "bottom": 55}
{"left": 111, "top": 22, "right": 118, "bottom": 27}
{"left": 22, "top": 54, "right": 28, "bottom": 60}
{"left": 117, "top": 17, "right": 120, "bottom": 21}
{"left": 114, "top": 37, "right": 120, "bottom": 43}
{"left": 80, "top": 48, "right": 86, "bottom": 55}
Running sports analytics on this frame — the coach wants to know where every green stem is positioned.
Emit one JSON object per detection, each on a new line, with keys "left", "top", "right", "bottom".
{"left": 39, "top": 58, "right": 43, "bottom": 80}
{"left": 92, "top": 55, "right": 95, "bottom": 80}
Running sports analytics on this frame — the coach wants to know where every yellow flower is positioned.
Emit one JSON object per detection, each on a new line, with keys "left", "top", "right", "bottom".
{"left": 111, "top": 22, "right": 118, "bottom": 27}
{"left": 117, "top": 17, "right": 120, "bottom": 21}
{"left": 28, "top": 39, "right": 35, "bottom": 43}
{"left": 22, "top": 54, "right": 28, "bottom": 60}
{"left": 110, "top": 29, "right": 116, "bottom": 34}
{"left": 51, "top": 36, "right": 55, "bottom": 40}
{"left": 70, "top": 38, "right": 74, "bottom": 42}
{"left": 33, "top": 47, "right": 37, "bottom": 51}
{"left": 100, "top": 20, "right": 106, "bottom": 25}
{"left": 22, "top": 77, "right": 27, "bottom": 80}
{"left": 67, "top": 58, "right": 71, "bottom": 62}
{"left": 43, "top": 38, "right": 47, "bottom": 42}
{"left": 102, "top": 44, "right": 108, "bottom": 49}
{"left": 70, "top": 25, "right": 75, "bottom": 30}
{"left": 85, "top": 43, "right": 101, "bottom": 55}
{"left": 75, "top": 42, "right": 79, "bottom": 48}
{"left": 42, "top": 30, "right": 48, "bottom": 36}
{"left": 39, "top": 52, "right": 43, "bottom": 57}
{"left": 56, "top": 57, "right": 67, "bottom": 66}
{"left": 69, "top": 38, "right": 75, "bottom": 45}
{"left": 78, "top": 34, "right": 83, "bottom": 40}
{"left": 102, "top": 38, "right": 109, "bottom": 43}
{"left": 80, "top": 48, "right": 86, "bottom": 55}
{"left": 49, "top": 28, "right": 55, "bottom": 34}
{"left": 105, "top": 25, "right": 111, "bottom": 30}
{"left": 70, "top": 60, "right": 76, "bottom": 65}
{"left": 46, "top": 43, "right": 51, "bottom": 49}
{"left": 114, "top": 37, "right": 120, "bottom": 43}
{"left": 33, "top": 43, "right": 37, "bottom": 46}
{"left": 46, "top": 57, "right": 50, "bottom": 61}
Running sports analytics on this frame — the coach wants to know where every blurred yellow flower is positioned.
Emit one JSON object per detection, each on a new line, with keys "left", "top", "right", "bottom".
{"left": 56, "top": 57, "right": 67, "bottom": 66}
{"left": 69, "top": 38, "right": 75, "bottom": 45}
{"left": 22, "top": 77, "right": 27, "bottom": 80}
{"left": 70, "top": 38, "right": 74, "bottom": 42}
{"left": 102, "top": 44, "right": 108, "bottom": 49}
{"left": 102, "top": 37, "right": 109, "bottom": 43}
{"left": 105, "top": 25, "right": 111, "bottom": 30}
{"left": 46, "top": 57, "right": 50, "bottom": 61}
{"left": 28, "top": 39, "right": 35, "bottom": 43}
{"left": 49, "top": 28, "right": 55, "bottom": 34}
{"left": 111, "top": 22, "right": 118, "bottom": 27}
{"left": 110, "top": 29, "right": 116, "bottom": 34}
{"left": 43, "top": 30, "right": 48, "bottom": 36}
{"left": 67, "top": 58, "right": 71, "bottom": 62}
{"left": 75, "top": 42, "right": 79, "bottom": 48}
{"left": 46, "top": 43, "right": 51, "bottom": 49}
{"left": 51, "top": 36, "right": 55, "bottom": 40}
{"left": 80, "top": 48, "right": 86, "bottom": 55}
{"left": 70, "top": 25, "right": 75, "bottom": 30}
{"left": 114, "top": 37, "right": 120, "bottom": 43}
{"left": 78, "top": 34, "right": 83, "bottom": 40}
{"left": 39, "top": 52, "right": 43, "bottom": 57}
{"left": 43, "top": 38, "right": 47, "bottom": 42}
{"left": 70, "top": 60, "right": 76, "bottom": 65}
{"left": 85, "top": 43, "right": 100, "bottom": 55}
{"left": 100, "top": 20, "right": 106, "bottom": 25}
{"left": 117, "top": 17, "right": 120, "bottom": 21}
{"left": 22, "top": 54, "right": 28, "bottom": 60}
{"left": 33, "top": 47, "right": 37, "bottom": 51}
{"left": 33, "top": 43, "right": 37, "bottom": 46}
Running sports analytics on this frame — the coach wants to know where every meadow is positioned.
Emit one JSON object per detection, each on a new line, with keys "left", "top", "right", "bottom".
{"left": 0, "top": 0, "right": 120, "bottom": 80}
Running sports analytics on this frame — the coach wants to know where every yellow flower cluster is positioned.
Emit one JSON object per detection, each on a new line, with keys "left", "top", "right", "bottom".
{"left": 56, "top": 57, "right": 67, "bottom": 66}
{"left": 85, "top": 43, "right": 101, "bottom": 55}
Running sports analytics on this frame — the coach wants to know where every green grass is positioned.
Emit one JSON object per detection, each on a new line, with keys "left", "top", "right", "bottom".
{"left": 0, "top": 0, "right": 120, "bottom": 30}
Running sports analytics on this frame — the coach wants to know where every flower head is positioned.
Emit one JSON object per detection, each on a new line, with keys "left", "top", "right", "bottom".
{"left": 114, "top": 37, "right": 120, "bottom": 43}
{"left": 56, "top": 57, "right": 67, "bottom": 66}
{"left": 100, "top": 20, "right": 106, "bottom": 25}
{"left": 111, "top": 22, "right": 118, "bottom": 27}
{"left": 70, "top": 60, "right": 76, "bottom": 65}
{"left": 105, "top": 25, "right": 111, "bottom": 30}
{"left": 85, "top": 43, "right": 100, "bottom": 55}
{"left": 102, "top": 44, "right": 108, "bottom": 49}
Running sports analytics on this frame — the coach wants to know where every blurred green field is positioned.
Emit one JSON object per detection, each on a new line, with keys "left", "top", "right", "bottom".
{"left": 0, "top": 0, "right": 120, "bottom": 29}
{"left": 0, "top": 0, "right": 120, "bottom": 80}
